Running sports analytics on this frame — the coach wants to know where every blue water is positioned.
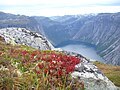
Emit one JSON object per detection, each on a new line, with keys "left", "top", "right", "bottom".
{"left": 57, "top": 42, "right": 104, "bottom": 62}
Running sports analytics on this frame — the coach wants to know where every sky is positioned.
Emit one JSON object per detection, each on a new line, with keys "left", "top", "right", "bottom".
{"left": 0, "top": 0, "right": 120, "bottom": 16}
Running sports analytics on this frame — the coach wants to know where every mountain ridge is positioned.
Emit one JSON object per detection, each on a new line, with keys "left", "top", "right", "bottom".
{"left": 0, "top": 11, "right": 45, "bottom": 35}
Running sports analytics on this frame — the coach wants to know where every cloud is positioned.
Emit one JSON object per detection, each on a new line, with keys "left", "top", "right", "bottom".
{"left": 1, "top": 0, "right": 120, "bottom": 6}
{"left": 0, "top": 0, "right": 120, "bottom": 16}
{"left": 1, "top": 6, "right": 120, "bottom": 16}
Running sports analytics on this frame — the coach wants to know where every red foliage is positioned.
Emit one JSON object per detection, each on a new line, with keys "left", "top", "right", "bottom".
{"left": 21, "top": 50, "right": 28, "bottom": 56}
{"left": 34, "top": 51, "right": 81, "bottom": 77}
{"left": 0, "top": 52, "right": 2, "bottom": 55}
{"left": 10, "top": 49, "right": 81, "bottom": 77}
{"left": 66, "top": 65, "right": 75, "bottom": 73}
{"left": 38, "top": 63, "right": 44, "bottom": 69}
{"left": 57, "top": 69, "right": 63, "bottom": 77}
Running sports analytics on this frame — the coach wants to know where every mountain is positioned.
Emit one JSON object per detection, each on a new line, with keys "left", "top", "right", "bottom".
{"left": 34, "top": 13, "right": 120, "bottom": 65}
{"left": 73, "top": 13, "right": 120, "bottom": 65}
{"left": 0, "top": 28, "right": 118, "bottom": 90}
{"left": 34, "top": 15, "right": 95, "bottom": 45}
{"left": 0, "top": 11, "right": 45, "bottom": 35}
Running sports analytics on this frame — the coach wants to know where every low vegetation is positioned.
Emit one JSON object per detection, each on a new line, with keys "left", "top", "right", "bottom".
{"left": 0, "top": 40, "right": 84, "bottom": 90}
{"left": 94, "top": 61, "right": 120, "bottom": 87}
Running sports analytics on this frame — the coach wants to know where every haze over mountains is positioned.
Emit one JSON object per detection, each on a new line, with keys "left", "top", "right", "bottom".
{"left": 0, "top": 11, "right": 120, "bottom": 65}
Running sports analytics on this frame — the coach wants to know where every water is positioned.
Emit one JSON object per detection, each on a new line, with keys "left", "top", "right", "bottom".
{"left": 57, "top": 42, "right": 104, "bottom": 62}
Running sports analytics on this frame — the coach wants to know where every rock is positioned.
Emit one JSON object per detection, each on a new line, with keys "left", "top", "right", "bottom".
{"left": 0, "top": 36, "right": 5, "bottom": 42}
{"left": 0, "top": 28, "right": 54, "bottom": 50}
{"left": 61, "top": 51, "right": 118, "bottom": 90}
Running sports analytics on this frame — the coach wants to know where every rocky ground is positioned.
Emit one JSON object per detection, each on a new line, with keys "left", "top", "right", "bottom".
{"left": 0, "top": 28, "right": 54, "bottom": 50}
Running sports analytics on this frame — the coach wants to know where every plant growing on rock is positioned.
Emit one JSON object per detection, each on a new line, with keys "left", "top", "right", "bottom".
{"left": 0, "top": 41, "right": 85, "bottom": 90}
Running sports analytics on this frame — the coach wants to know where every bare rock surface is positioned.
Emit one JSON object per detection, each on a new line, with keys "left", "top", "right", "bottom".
{"left": 0, "top": 28, "right": 54, "bottom": 50}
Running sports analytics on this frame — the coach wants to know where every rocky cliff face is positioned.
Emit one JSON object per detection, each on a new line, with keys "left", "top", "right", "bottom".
{"left": 0, "top": 28, "right": 118, "bottom": 90}
{"left": 73, "top": 13, "right": 120, "bottom": 65}
{"left": 0, "top": 28, "right": 54, "bottom": 50}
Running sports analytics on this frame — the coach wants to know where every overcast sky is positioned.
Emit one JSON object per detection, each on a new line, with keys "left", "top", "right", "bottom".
{"left": 0, "top": 0, "right": 120, "bottom": 16}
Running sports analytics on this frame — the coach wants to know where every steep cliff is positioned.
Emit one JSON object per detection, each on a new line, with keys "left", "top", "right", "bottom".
{"left": 73, "top": 13, "right": 120, "bottom": 65}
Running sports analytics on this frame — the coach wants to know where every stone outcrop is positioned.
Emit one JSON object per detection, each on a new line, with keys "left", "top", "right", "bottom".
{"left": 62, "top": 51, "right": 118, "bottom": 90}
{"left": 0, "top": 36, "right": 5, "bottom": 42}
{"left": 0, "top": 28, "right": 54, "bottom": 50}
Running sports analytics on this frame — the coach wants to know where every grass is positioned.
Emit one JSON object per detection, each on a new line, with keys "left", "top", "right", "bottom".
{"left": 0, "top": 39, "right": 84, "bottom": 90}
{"left": 94, "top": 61, "right": 120, "bottom": 87}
